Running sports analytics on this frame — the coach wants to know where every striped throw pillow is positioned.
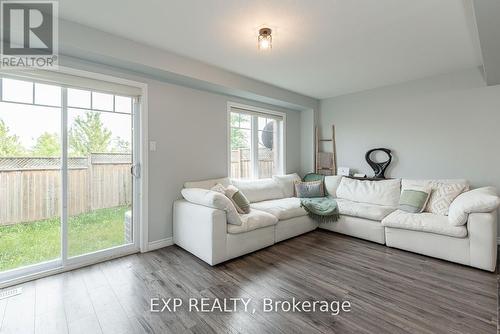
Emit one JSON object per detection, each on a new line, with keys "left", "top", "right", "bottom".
{"left": 294, "top": 180, "right": 325, "bottom": 198}
{"left": 211, "top": 183, "right": 251, "bottom": 214}
{"left": 225, "top": 185, "right": 250, "bottom": 214}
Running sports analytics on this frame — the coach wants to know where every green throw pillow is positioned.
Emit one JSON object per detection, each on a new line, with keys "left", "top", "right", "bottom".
{"left": 399, "top": 186, "right": 431, "bottom": 213}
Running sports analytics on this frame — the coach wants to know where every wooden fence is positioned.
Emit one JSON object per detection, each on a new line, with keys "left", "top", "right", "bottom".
{"left": 231, "top": 148, "right": 275, "bottom": 179}
{"left": 0, "top": 154, "right": 132, "bottom": 225}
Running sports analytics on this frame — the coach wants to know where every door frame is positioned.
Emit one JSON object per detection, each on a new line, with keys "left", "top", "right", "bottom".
{"left": 0, "top": 66, "right": 149, "bottom": 288}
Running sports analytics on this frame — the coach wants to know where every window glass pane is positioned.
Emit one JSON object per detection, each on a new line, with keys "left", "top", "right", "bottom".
{"left": 67, "top": 108, "right": 133, "bottom": 257}
{"left": 229, "top": 111, "right": 282, "bottom": 180}
{"left": 92, "top": 92, "right": 114, "bottom": 111}
{"left": 35, "top": 83, "right": 61, "bottom": 106}
{"left": 230, "top": 127, "right": 251, "bottom": 179}
{"left": 258, "top": 117, "right": 267, "bottom": 130}
{"left": 230, "top": 112, "right": 240, "bottom": 127}
{"left": 239, "top": 114, "right": 251, "bottom": 129}
{"left": 2, "top": 78, "right": 33, "bottom": 104}
{"left": 114, "top": 96, "right": 132, "bottom": 114}
{"left": 258, "top": 117, "right": 275, "bottom": 146}
{"left": 0, "top": 101, "right": 61, "bottom": 272}
{"left": 68, "top": 88, "right": 91, "bottom": 109}
{"left": 258, "top": 118, "right": 277, "bottom": 179}
{"left": 231, "top": 127, "right": 250, "bottom": 149}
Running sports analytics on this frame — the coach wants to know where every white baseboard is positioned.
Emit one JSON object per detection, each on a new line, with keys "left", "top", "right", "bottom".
{"left": 148, "top": 237, "right": 173, "bottom": 251}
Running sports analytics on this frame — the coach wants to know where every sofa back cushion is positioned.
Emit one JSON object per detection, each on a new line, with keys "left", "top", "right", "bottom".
{"left": 401, "top": 179, "right": 469, "bottom": 190}
{"left": 324, "top": 175, "right": 343, "bottom": 197}
{"left": 184, "top": 177, "right": 231, "bottom": 189}
{"left": 231, "top": 178, "right": 285, "bottom": 203}
{"left": 273, "top": 173, "right": 301, "bottom": 198}
{"left": 336, "top": 178, "right": 401, "bottom": 207}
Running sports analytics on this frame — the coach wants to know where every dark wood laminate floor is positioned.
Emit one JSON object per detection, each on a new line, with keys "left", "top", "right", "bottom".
{"left": 0, "top": 230, "right": 497, "bottom": 334}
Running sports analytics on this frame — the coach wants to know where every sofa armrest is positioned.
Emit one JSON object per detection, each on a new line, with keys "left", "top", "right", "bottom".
{"left": 173, "top": 199, "right": 227, "bottom": 265}
{"left": 467, "top": 211, "right": 498, "bottom": 271}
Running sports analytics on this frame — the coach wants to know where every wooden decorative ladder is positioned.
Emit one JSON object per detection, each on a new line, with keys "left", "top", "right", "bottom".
{"left": 315, "top": 125, "right": 337, "bottom": 175}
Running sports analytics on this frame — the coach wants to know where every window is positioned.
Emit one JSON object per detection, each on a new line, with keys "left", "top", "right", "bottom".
{"left": 229, "top": 104, "right": 285, "bottom": 179}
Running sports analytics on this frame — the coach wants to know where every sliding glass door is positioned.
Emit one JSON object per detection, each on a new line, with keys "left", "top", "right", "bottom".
{"left": 0, "top": 79, "right": 62, "bottom": 274}
{"left": 66, "top": 89, "right": 135, "bottom": 258}
{"left": 0, "top": 72, "right": 141, "bottom": 285}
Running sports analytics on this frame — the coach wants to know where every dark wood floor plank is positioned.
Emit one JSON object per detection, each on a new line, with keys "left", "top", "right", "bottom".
{"left": 57, "top": 269, "right": 103, "bottom": 334}
{"left": 66, "top": 314, "right": 102, "bottom": 334}
{"left": 34, "top": 275, "right": 69, "bottom": 334}
{"left": 34, "top": 308, "right": 68, "bottom": 334}
{"left": 0, "top": 230, "right": 497, "bottom": 334}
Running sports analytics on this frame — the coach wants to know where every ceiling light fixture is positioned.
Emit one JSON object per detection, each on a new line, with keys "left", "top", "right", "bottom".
{"left": 258, "top": 27, "right": 272, "bottom": 50}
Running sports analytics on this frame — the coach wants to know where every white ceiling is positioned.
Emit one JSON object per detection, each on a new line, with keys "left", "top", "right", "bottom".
{"left": 58, "top": 0, "right": 482, "bottom": 99}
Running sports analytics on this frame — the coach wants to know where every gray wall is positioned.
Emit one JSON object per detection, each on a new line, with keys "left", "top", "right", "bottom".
{"left": 147, "top": 81, "right": 302, "bottom": 242}
{"left": 300, "top": 108, "right": 315, "bottom": 175}
{"left": 319, "top": 67, "right": 500, "bottom": 232}
{"left": 60, "top": 56, "right": 304, "bottom": 244}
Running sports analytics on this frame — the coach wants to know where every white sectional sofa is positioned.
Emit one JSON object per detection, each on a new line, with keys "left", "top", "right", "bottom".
{"left": 173, "top": 174, "right": 499, "bottom": 271}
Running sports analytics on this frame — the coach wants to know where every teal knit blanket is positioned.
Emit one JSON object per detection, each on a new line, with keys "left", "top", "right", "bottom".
{"left": 300, "top": 196, "right": 339, "bottom": 223}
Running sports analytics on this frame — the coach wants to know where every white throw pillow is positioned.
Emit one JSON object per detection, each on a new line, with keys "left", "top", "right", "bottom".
{"left": 425, "top": 181, "right": 467, "bottom": 216}
{"left": 181, "top": 188, "right": 242, "bottom": 225}
{"left": 273, "top": 173, "right": 301, "bottom": 198}
{"left": 448, "top": 187, "right": 500, "bottom": 226}
{"left": 336, "top": 178, "right": 401, "bottom": 207}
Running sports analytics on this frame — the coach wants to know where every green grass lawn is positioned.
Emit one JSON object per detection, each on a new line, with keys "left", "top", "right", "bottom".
{"left": 0, "top": 206, "right": 129, "bottom": 272}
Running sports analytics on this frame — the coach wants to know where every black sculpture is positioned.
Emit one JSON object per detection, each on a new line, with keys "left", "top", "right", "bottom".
{"left": 365, "top": 148, "right": 392, "bottom": 179}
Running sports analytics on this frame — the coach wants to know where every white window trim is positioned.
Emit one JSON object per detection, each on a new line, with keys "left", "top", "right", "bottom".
{"left": 0, "top": 66, "right": 149, "bottom": 288}
{"left": 227, "top": 101, "right": 286, "bottom": 179}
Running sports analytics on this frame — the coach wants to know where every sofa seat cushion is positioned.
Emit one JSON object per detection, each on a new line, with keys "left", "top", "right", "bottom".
{"left": 337, "top": 199, "right": 396, "bottom": 221}
{"left": 381, "top": 210, "right": 467, "bottom": 238}
{"left": 250, "top": 197, "right": 307, "bottom": 220}
{"left": 227, "top": 209, "right": 278, "bottom": 234}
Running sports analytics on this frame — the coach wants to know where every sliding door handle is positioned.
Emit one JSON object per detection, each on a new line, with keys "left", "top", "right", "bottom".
{"left": 131, "top": 164, "right": 141, "bottom": 178}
